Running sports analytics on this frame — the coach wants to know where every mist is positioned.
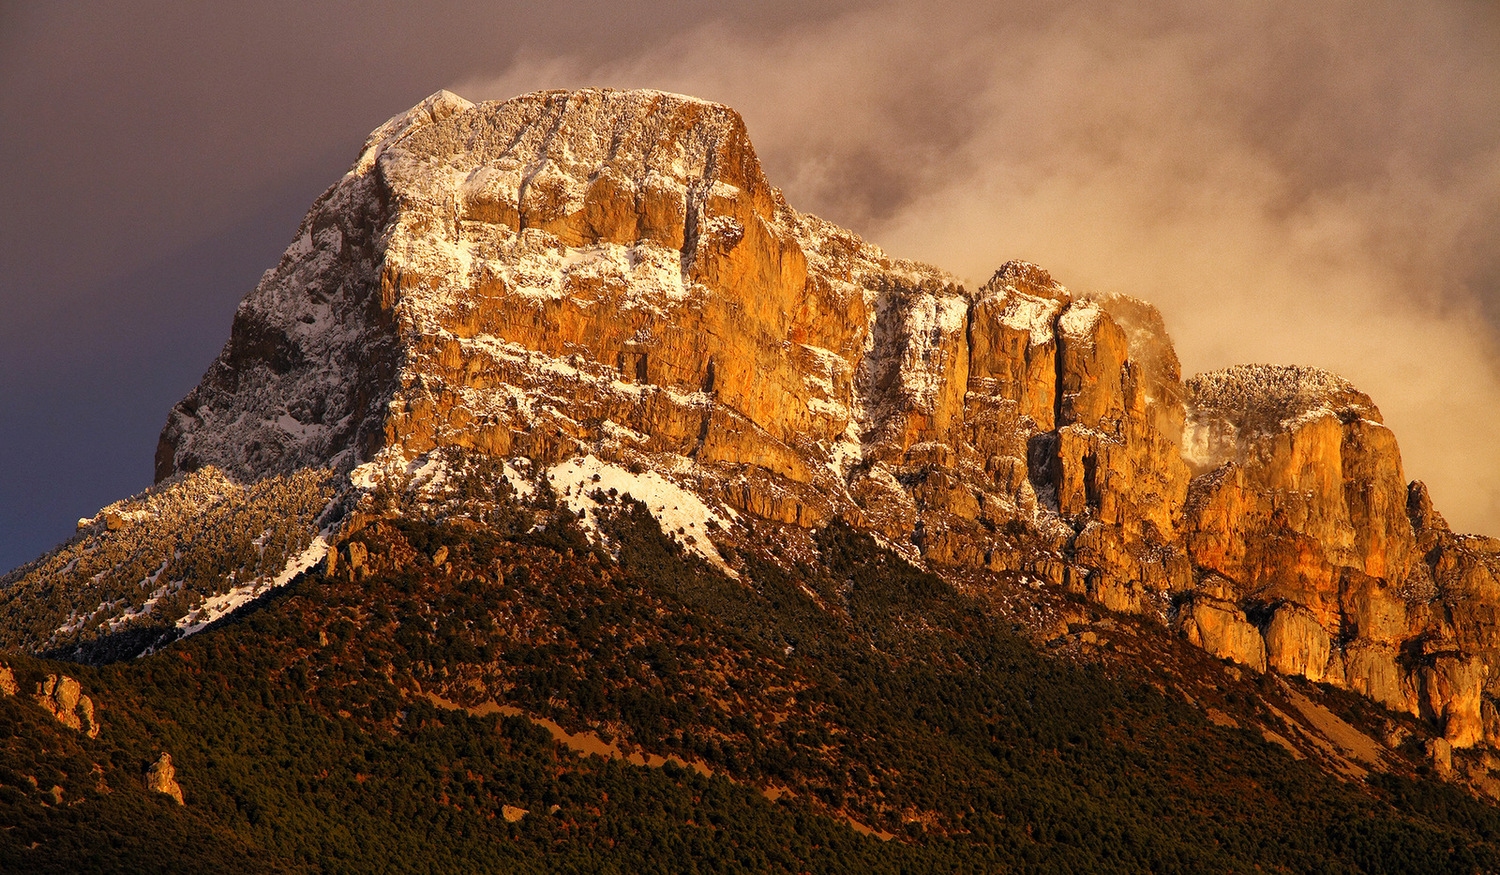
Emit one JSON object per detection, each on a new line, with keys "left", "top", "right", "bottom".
{"left": 463, "top": 0, "right": 1500, "bottom": 536}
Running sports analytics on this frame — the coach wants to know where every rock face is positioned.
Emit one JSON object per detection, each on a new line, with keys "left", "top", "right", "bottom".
{"left": 155, "top": 89, "right": 873, "bottom": 506}
{"left": 145, "top": 752, "right": 184, "bottom": 805}
{"left": 42, "top": 88, "right": 1500, "bottom": 751}
{"left": 1179, "top": 595, "right": 1268, "bottom": 673}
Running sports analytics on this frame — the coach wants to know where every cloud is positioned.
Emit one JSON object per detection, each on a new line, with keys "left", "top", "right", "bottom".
{"left": 457, "top": 0, "right": 1500, "bottom": 536}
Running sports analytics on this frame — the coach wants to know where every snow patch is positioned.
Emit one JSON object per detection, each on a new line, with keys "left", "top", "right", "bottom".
{"left": 547, "top": 455, "right": 737, "bottom": 577}
{"left": 827, "top": 421, "right": 864, "bottom": 482}
{"left": 999, "top": 295, "right": 1063, "bottom": 346}
{"left": 503, "top": 460, "right": 536, "bottom": 498}
{"left": 1058, "top": 301, "right": 1103, "bottom": 342}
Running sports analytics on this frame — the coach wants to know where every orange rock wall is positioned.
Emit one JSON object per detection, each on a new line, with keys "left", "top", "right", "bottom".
{"left": 156, "top": 88, "right": 1500, "bottom": 750}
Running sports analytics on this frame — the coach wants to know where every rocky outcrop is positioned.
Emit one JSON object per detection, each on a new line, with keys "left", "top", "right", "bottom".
{"left": 34, "top": 673, "right": 100, "bottom": 738}
{"left": 0, "top": 664, "right": 101, "bottom": 737}
{"left": 1181, "top": 365, "right": 1414, "bottom": 623}
{"left": 1263, "top": 605, "right": 1333, "bottom": 682}
{"left": 1169, "top": 367, "right": 1500, "bottom": 746}
{"left": 145, "top": 752, "right": 184, "bottom": 805}
{"left": 1179, "top": 595, "right": 1268, "bottom": 673}
{"left": 19, "top": 88, "right": 1499, "bottom": 751}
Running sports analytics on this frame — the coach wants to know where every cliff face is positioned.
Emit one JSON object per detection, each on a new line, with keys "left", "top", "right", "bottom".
{"left": 40, "top": 89, "right": 1500, "bottom": 749}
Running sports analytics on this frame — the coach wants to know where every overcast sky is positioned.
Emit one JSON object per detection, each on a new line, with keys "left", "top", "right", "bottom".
{"left": 3, "top": 0, "right": 1498, "bottom": 572}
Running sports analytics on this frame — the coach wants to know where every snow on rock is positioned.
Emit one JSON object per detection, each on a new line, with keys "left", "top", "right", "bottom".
{"left": 999, "top": 294, "right": 1062, "bottom": 346}
{"left": 176, "top": 535, "right": 330, "bottom": 638}
{"left": 1184, "top": 363, "right": 1383, "bottom": 468}
{"left": 354, "top": 89, "right": 475, "bottom": 177}
{"left": 880, "top": 288, "right": 970, "bottom": 415}
{"left": 1057, "top": 300, "right": 1104, "bottom": 346}
{"left": 547, "top": 455, "right": 737, "bottom": 577}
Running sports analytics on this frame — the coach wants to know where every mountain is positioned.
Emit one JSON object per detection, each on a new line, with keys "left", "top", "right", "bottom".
{"left": 2, "top": 88, "right": 1499, "bottom": 870}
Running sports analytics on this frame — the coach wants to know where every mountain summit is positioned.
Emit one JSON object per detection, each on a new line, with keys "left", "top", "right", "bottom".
{"left": 8, "top": 89, "right": 1500, "bottom": 761}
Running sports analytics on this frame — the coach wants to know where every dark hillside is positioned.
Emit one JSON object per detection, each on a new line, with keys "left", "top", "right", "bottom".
{"left": 1, "top": 492, "right": 1498, "bottom": 872}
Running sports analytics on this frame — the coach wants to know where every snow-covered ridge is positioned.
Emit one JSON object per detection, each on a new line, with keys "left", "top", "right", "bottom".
{"left": 1186, "top": 364, "right": 1380, "bottom": 433}
{"left": 354, "top": 89, "right": 475, "bottom": 177}
{"left": 2, "top": 468, "right": 336, "bottom": 659}
{"left": 1181, "top": 363, "right": 1382, "bottom": 471}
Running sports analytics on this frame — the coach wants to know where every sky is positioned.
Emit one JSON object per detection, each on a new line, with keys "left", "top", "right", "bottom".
{"left": 2, "top": 0, "right": 1498, "bottom": 573}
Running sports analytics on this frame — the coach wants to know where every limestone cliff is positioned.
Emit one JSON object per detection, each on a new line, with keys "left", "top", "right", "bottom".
{"left": 12, "top": 88, "right": 1500, "bottom": 752}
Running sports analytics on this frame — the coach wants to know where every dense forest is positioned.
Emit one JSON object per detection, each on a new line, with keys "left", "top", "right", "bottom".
{"left": 1, "top": 487, "right": 1498, "bottom": 872}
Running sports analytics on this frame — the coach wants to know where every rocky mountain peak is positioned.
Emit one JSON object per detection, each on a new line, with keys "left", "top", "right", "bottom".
{"left": 11, "top": 89, "right": 1500, "bottom": 757}
{"left": 154, "top": 87, "right": 838, "bottom": 489}
{"left": 981, "top": 260, "right": 1069, "bottom": 303}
